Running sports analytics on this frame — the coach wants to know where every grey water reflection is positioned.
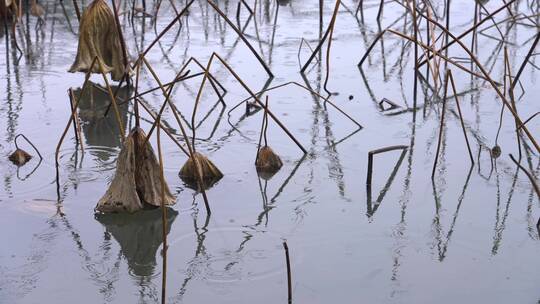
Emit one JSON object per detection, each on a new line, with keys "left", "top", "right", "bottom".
{"left": 1, "top": 0, "right": 540, "bottom": 303}
{"left": 75, "top": 83, "right": 130, "bottom": 153}
{"left": 95, "top": 208, "right": 178, "bottom": 278}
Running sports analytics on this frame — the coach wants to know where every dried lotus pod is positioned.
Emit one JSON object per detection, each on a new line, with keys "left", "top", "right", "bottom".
{"left": 491, "top": 145, "right": 501, "bottom": 159}
{"left": 179, "top": 152, "right": 223, "bottom": 189}
{"left": 69, "top": 0, "right": 128, "bottom": 81}
{"left": 8, "top": 134, "right": 41, "bottom": 167}
{"left": 9, "top": 149, "right": 32, "bottom": 166}
{"left": 256, "top": 146, "right": 282, "bottom": 177}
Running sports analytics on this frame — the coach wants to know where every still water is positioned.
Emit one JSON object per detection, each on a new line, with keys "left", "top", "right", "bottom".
{"left": 1, "top": 0, "right": 540, "bottom": 303}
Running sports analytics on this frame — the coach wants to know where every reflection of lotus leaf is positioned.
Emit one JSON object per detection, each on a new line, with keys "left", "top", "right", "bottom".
{"left": 74, "top": 83, "right": 129, "bottom": 159}
{"left": 277, "top": 0, "right": 290, "bottom": 6}
{"left": 95, "top": 208, "right": 178, "bottom": 277}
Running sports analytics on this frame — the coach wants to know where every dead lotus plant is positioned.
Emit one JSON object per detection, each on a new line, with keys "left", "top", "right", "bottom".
{"left": 179, "top": 152, "right": 223, "bottom": 190}
{"left": 8, "top": 134, "right": 42, "bottom": 167}
{"left": 69, "top": 0, "right": 128, "bottom": 81}
{"left": 255, "top": 98, "right": 283, "bottom": 178}
{"left": 95, "top": 128, "right": 175, "bottom": 213}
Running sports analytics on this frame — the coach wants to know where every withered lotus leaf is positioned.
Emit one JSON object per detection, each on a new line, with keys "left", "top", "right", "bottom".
{"left": 132, "top": 128, "right": 176, "bottom": 208}
{"left": 256, "top": 146, "right": 282, "bottom": 176}
{"left": 179, "top": 152, "right": 223, "bottom": 189}
{"left": 69, "top": 0, "right": 128, "bottom": 81}
{"left": 95, "top": 132, "right": 143, "bottom": 213}
{"left": 9, "top": 149, "right": 32, "bottom": 166}
{"left": 96, "top": 128, "right": 175, "bottom": 214}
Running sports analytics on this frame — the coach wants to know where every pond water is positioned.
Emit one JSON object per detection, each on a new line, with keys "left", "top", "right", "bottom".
{"left": 1, "top": 0, "right": 540, "bottom": 303}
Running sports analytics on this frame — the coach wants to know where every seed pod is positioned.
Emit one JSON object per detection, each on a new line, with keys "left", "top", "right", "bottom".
{"left": 491, "top": 145, "right": 501, "bottom": 159}
{"left": 179, "top": 152, "right": 223, "bottom": 189}
{"left": 9, "top": 149, "right": 32, "bottom": 166}
{"left": 69, "top": 0, "right": 128, "bottom": 81}
{"left": 256, "top": 146, "right": 282, "bottom": 178}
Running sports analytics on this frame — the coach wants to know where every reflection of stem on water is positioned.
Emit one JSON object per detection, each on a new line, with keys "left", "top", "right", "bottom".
{"left": 433, "top": 166, "right": 473, "bottom": 261}
{"left": 366, "top": 147, "right": 408, "bottom": 218}
{"left": 491, "top": 166, "right": 519, "bottom": 255}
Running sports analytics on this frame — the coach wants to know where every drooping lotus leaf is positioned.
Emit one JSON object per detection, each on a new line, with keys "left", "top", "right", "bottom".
{"left": 255, "top": 146, "right": 282, "bottom": 179}
{"left": 69, "top": 0, "right": 128, "bottom": 81}
{"left": 9, "top": 148, "right": 32, "bottom": 166}
{"left": 132, "top": 128, "right": 176, "bottom": 207}
{"left": 95, "top": 128, "right": 175, "bottom": 213}
{"left": 179, "top": 152, "right": 223, "bottom": 190}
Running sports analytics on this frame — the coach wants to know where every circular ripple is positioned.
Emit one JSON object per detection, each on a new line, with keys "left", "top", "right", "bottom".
{"left": 169, "top": 227, "right": 296, "bottom": 283}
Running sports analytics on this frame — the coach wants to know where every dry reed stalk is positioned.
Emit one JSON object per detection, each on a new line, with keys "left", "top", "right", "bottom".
{"left": 411, "top": 0, "right": 418, "bottom": 106}
{"left": 432, "top": 73, "right": 449, "bottom": 180}
{"left": 206, "top": 0, "right": 273, "bottom": 77}
{"left": 179, "top": 57, "right": 227, "bottom": 105}
{"left": 88, "top": 78, "right": 192, "bottom": 157}
{"left": 142, "top": 57, "right": 194, "bottom": 154}
{"left": 359, "top": 29, "right": 496, "bottom": 83}
{"left": 518, "top": 112, "right": 540, "bottom": 130}
{"left": 229, "top": 81, "right": 362, "bottom": 128}
{"left": 446, "top": 70, "right": 474, "bottom": 166}
{"left": 511, "top": 32, "right": 540, "bottom": 91}
{"left": 283, "top": 241, "right": 292, "bottom": 304}
{"left": 156, "top": 116, "right": 168, "bottom": 304}
{"left": 111, "top": 0, "right": 130, "bottom": 82}
{"left": 376, "top": 0, "right": 384, "bottom": 23}
{"left": 509, "top": 154, "right": 540, "bottom": 200}
{"left": 56, "top": 57, "right": 98, "bottom": 199}
{"left": 301, "top": 0, "right": 340, "bottom": 74}
{"left": 366, "top": 145, "right": 408, "bottom": 187}
{"left": 72, "top": 0, "right": 81, "bottom": 21}
{"left": 383, "top": 23, "right": 532, "bottom": 149}
{"left": 204, "top": 53, "right": 307, "bottom": 154}
{"left": 418, "top": 0, "right": 517, "bottom": 67}
{"left": 137, "top": 0, "right": 194, "bottom": 63}
{"left": 96, "top": 57, "right": 126, "bottom": 141}
{"left": 103, "top": 68, "right": 200, "bottom": 116}
{"left": 141, "top": 57, "right": 212, "bottom": 215}
{"left": 297, "top": 38, "right": 320, "bottom": 66}
{"left": 411, "top": 8, "right": 540, "bottom": 154}
{"left": 504, "top": 47, "right": 522, "bottom": 160}
{"left": 68, "top": 88, "right": 85, "bottom": 152}
{"left": 323, "top": 0, "right": 341, "bottom": 96}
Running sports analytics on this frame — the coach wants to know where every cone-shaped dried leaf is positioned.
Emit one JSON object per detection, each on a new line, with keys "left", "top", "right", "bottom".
{"left": 69, "top": 0, "right": 127, "bottom": 81}
{"left": 179, "top": 152, "right": 223, "bottom": 189}
{"left": 9, "top": 149, "right": 32, "bottom": 166}
{"left": 95, "top": 134, "right": 143, "bottom": 213}
{"left": 256, "top": 146, "right": 282, "bottom": 178}
{"left": 132, "top": 128, "right": 175, "bottom": 207}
